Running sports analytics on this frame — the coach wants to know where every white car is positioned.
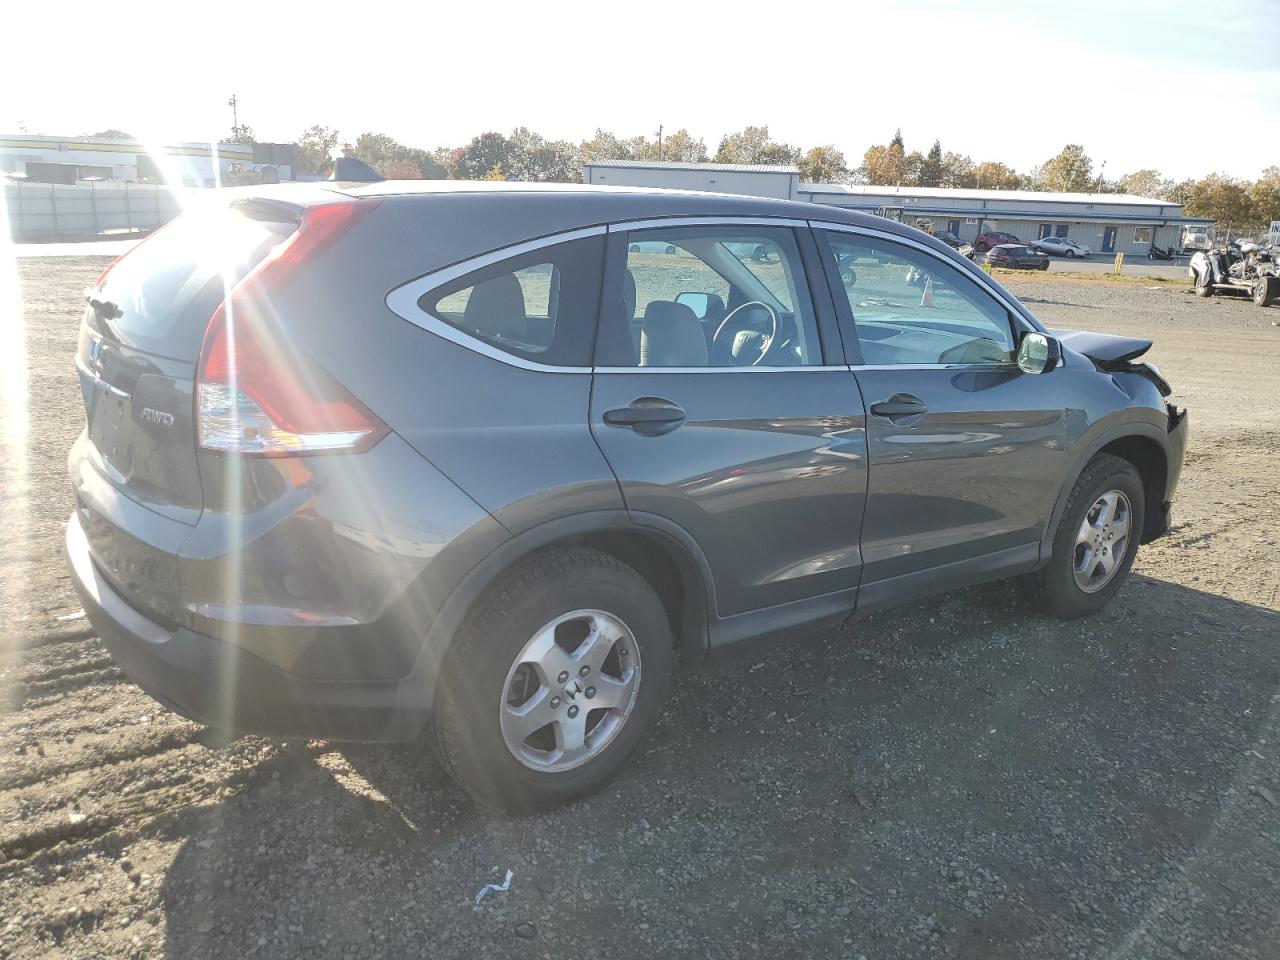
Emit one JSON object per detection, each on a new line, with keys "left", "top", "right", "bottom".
{"left": 1030, "top": 236, "right": 1091, "bottom": 258}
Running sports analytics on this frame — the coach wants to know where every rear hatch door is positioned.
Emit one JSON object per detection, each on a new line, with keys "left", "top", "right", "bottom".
{"left": 74, "top": 202, "right": 299, "bottom": 610}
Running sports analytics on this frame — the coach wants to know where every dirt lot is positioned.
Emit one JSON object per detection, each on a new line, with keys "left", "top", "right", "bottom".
{"left": 2, "top": 258, "right": 1279, "bottom": 960}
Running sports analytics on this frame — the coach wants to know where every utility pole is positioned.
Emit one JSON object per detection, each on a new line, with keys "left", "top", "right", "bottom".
{"left": 1095, "top": 159, "right": 1107, "bottom": 193}
{"left": 656, "top": 125, "right": 664, "bottom": 161}
{"left": 228, "top": 94, "right": 239, "bottom": 136}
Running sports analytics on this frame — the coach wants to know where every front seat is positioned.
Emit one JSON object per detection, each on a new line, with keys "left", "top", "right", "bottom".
{"left": 640, "top": 301, "right": 707, "bottom": 367}
{"left": 463, "top": 273, "right": 527, "bottom": 343}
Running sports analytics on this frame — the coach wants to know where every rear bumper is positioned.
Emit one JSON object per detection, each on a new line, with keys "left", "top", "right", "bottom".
{"left": 65, "top": 512, "right": 430, "bottom": 742}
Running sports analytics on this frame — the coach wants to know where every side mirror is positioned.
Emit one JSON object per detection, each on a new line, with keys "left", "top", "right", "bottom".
{"left": 1017, "top": 331, "right": 1062, "bottom": 374}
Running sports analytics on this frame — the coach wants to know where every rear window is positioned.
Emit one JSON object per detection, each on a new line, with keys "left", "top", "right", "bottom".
{"left": 97, "top": 205, "right": 296, "bottom": 359}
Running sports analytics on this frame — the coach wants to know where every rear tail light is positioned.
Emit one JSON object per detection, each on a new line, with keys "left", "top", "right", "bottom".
{"left": 196, "top": 199, "right": 387, "bottom": 457}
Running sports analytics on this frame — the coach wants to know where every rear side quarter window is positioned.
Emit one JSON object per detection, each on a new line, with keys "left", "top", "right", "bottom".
{"left": 414, "top": 235, "right": 604, "bottom": 367}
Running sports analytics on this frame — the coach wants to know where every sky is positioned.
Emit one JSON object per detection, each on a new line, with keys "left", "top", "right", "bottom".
{"left": 6, "top": 0, "right": 1278, "bottom": 182}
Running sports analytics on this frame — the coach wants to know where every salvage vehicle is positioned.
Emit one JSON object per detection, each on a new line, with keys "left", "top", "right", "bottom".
{"left": 1190, "top": 241, "right": 1279, "bottom": 306}
{"left": 66, "top": 182, "right": 1187, "bottom": 811}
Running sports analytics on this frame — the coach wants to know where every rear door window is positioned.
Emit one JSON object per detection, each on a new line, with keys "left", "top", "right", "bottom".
{"left": 97, "top": 204, "right": 296, "bottom": 359}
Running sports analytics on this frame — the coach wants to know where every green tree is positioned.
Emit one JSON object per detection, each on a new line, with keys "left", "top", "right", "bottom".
{"left": 89, "top": 129, "right": 132, "bottom": 139}
{"left": 579, "top": 129, "right": 642, "bottom": 163}
{"left": 229, "top": 124, "right": 255, "bottom": 145}
{"left": 1039, "top": 144, "right": 1093, "bottom": 192}
{"left": 383, "top": 158, "right": 424, "bottom": 180}
{"left": 714, "top": 126, "right": 800, "bottom": 165}
{"left": 505, "top": 128, "right": 580, "bottom": 182}
{"left": 916, "top": 139, "right": 944, "bottom": 187}
{"left": 940, "top": 152, "right": 976, "bottom": 188}
{"left": 658, "top": 129, "right": 709, "bottom": 163}
{"left": 889, "top": 129, "right": 904, "bottom": 150}
{"left": 798, "top": 145, "right": 847, "bottom": 183}
{"left": 450, "top": 132, "right": 513, "bottom": 180}
{"left": 292, "top": 125, "right": 340, "bottom": 176}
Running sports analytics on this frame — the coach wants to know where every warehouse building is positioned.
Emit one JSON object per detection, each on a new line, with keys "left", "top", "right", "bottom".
{"left": 581, "top": 159, "right": 1211, "bottom": 257}
{"left": 0, "top": 134, "right": 293, "bottom": 187}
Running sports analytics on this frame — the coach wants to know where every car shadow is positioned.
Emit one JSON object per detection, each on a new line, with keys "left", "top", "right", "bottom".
{"left": 161, "top": 574, "right": 1280, "bottom": 959}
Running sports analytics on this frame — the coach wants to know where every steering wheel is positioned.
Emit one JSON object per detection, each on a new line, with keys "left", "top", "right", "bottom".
{"left": 712, "top": 300, "right": 778, "bottom": 366}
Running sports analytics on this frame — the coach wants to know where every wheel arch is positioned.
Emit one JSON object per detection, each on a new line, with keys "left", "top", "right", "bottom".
{"left": 408, "top": 511, "right": 715, "bottom": 719}
{"left": 1044, "top": 423, "right": 1171, "bottom": 558}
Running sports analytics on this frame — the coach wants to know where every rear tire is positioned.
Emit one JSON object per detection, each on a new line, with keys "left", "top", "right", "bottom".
{"left": 1025, "top": 454, "right": 1145, "bottom": 619}
{"left": 1065, "top": 249, "right": 1076, "bottom": 258}
{"left": 432, "top": 548, "right": 675, "bottom": 812}
{"left": 1253, "top": 275, "right": 1277, "bottom": 307}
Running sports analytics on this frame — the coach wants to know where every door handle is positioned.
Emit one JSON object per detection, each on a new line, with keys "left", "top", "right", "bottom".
{"left": 869, "top": 394, "right": 928, "bottom": 420}
{"left": 603, "top": 399, "right": 687, "bottom": 434}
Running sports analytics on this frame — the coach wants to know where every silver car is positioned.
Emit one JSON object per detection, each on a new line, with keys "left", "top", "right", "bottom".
{"left": 1031, "top": 236, "right": 1091, "bottom": 258}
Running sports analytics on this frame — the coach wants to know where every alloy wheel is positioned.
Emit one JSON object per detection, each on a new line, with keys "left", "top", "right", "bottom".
{"left": 499, "top": 610, "right": 641, "bottom": 772}
{"left": 1073, "top": 490, "right": 1132, "bottom": 593}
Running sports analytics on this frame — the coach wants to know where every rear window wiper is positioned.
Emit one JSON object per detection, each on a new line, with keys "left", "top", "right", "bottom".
{"left": 85, "top": 289, "right": 124, "bottom": 340}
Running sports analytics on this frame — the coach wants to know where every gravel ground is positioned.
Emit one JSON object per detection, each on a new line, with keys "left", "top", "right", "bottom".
{"left": 2, "top": 259, "right": 1279, "bottom": 960}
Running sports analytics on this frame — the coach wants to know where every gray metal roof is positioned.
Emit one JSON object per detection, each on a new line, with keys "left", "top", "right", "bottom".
{"left": 583, "top": 159, "right": 799, "bottom": 174}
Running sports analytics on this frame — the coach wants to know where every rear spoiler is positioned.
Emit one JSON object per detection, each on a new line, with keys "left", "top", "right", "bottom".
{"left": 329, "top": 157, "right": 383, "bottom": 182}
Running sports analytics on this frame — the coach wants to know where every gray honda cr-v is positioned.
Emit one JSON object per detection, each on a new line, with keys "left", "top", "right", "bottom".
{"left": 67, "top": 182, "right": 1188, "bottom": 810}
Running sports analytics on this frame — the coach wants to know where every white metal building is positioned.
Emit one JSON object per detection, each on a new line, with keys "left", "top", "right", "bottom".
{"left": 581, "top": 160, "right": 1211, "bottom": 257}
{"left": 582, "top": 160, "right": 801, "bottom": 200}
{"left": 0, "top": 134, "right": 291, "bottom": 187}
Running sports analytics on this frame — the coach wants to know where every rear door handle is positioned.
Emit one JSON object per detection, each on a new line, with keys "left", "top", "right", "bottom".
{"left": 603, "top": 398, "right": 687, "bottom": 434}
{"left": 869, "top": 394, "right": 928, "bottom": 420}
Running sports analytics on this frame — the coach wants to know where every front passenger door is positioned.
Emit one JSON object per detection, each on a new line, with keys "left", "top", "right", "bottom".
{"left": 590, "top": 223, "right": 868, "bottom": 624}
{"left": 817, "top": 228, "right": 1067, "bottom": 609}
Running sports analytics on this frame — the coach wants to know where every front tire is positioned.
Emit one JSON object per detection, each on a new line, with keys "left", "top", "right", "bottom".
{"left": 1194, "top": 273, "right": 1213, "bottom": 297}
{"left": 1026, "top": 454, "right": 1145, "bottom": 619}
{"left": 1253, "top": 275, "right": 1277, "bottom": 307}
{"left": 432, "top": 548, "right": 675, "bottom": 812}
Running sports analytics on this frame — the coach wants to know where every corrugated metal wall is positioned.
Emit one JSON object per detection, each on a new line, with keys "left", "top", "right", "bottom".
{"left": 4, "top": 182, "right": 183, "bottom": 241}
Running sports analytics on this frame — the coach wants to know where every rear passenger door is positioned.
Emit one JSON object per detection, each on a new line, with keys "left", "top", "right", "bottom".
{"left": 589, "top": 221, "right": 869, "bottom": 624}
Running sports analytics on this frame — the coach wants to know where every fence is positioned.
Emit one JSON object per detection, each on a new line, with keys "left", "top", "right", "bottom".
{"left": 4, "top": 181, "right": 184, "bottom": 241}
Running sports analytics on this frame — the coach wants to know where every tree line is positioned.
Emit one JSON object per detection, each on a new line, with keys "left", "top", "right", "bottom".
{"left": 277, "top": 124, "right": 1275, "bottom": 236}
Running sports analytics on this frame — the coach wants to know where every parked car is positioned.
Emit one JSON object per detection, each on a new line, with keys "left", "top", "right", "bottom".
{"left": 1030, "top": 236, "right": 1091, "bottom": 258}
{"left": 983, "top": 244, "right": 1051, "bottom": 270}
{"left": 975, "top": 230, "right": 1022, "bottom": 253}
{"left": 66, "top": 182, "right": 1187, "bottom": 811}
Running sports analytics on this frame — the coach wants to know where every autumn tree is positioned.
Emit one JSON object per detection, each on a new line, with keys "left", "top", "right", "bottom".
{"left": 798, "top": 145, "right": 847, "bottom": 183}
{"left": 861, "top": 141, "right": 908, "bottom": 185}
{"left": 1183, "top": 173, "right": 1255, "bottom": 234}
{"left": 1039, "top": 144, "right": 1094, "bottom": 192}
{"left": 971, "top": 161, "right": 1021, "bottom": 190}
{"left": 1247, "top": 167, "right": 1280, "bottom": 227}
{"left": 714, "top": 126, "right": 800, "bottom": 165}
{"left": 657, "top": 129, "right": 709, "bottom": 163}
{"left": 1116, "top": 169, "right": 1171, "bottom": 199}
